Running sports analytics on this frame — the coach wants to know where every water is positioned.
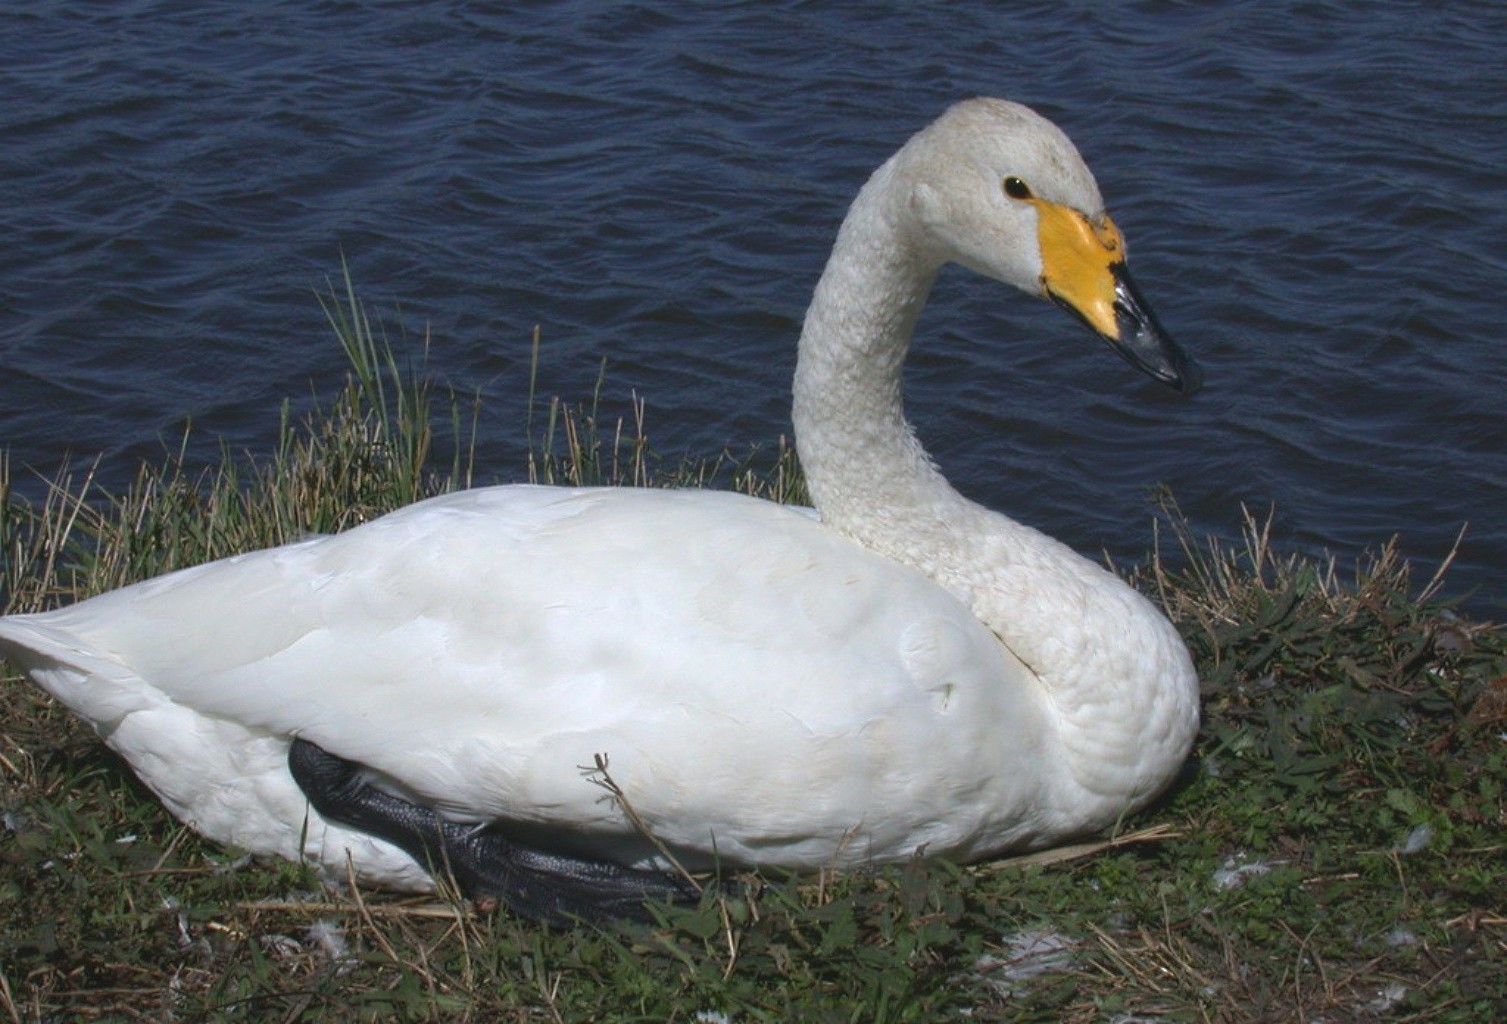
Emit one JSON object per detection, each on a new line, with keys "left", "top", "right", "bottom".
{"left": 2, "top": 1, "right": 1504, "bottom": 614}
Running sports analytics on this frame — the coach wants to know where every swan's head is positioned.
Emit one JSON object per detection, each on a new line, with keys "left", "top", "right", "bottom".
{"left": 902, "top": 98, "right": 1199, "bottom": 393}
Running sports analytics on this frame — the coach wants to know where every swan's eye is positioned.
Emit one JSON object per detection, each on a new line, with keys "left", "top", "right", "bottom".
{"left": 1003, "top": 177, "right": 1033, "bottom": 201}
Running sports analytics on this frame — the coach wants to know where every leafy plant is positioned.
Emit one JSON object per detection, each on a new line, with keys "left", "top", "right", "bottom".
{"left": 1, "top": 280, "right": 1503, "bottom": 1022}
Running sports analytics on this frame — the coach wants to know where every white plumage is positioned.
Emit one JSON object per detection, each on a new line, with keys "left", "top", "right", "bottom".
{"left": 0, "top": 98, "right": 1200, "bottom": 894}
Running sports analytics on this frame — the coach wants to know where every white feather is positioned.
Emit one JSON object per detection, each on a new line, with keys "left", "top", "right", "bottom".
{"left": 0, "top": 99, "right": 1200, "bottom": 890}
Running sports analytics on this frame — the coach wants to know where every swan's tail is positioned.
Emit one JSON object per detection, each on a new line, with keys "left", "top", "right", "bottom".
{"left": 1, "top": 612, "right": 442, "bottom": 893}
{"left": 0, "top": 615, "right": 159, "bottom": 738}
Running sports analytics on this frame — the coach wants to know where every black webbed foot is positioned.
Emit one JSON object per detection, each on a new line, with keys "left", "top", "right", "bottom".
{"left": 287, "top": 737, "right": 705, "bottom": 925}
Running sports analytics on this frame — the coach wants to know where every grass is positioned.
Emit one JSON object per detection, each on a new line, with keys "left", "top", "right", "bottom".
{"left": 1, "top": 279, "right": 1504, "bottom": 1022}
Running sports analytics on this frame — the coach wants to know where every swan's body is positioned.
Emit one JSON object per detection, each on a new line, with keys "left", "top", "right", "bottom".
{"left": 0, "top": 99, "right": 1200, "bottom": 912}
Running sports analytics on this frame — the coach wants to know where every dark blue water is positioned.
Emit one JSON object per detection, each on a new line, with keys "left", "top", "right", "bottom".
{"left": 2, "top": 1, "right": 1504, "bottom": 614}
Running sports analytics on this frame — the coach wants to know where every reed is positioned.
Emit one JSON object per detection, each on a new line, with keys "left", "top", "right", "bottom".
{"left": 1, "top": 274, "right": 460, "bottom": 616}
{"left": 0, "top": 280, "right": 1502, "bottom": 1023}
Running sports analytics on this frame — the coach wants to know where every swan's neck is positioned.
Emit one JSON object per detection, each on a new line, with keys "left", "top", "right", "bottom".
{"left": 792, "top": 158, "right": 1197, "bottom": 810}
{"left": 793, "top": 156, "right": 1016, "bottom": 605}
{"left": 792, "top": 158, "right": 1067, "bottom": 642}
{"left": 793, "top": 159, "right": 957, "bottom": 545}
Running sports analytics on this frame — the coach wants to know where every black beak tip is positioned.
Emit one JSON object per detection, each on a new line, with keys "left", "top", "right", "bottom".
{"left": 1107, "top": 320, "right": 1202, "bottom": 397}
{"left": 1166, "top": 352, "right": 1202, "bottom": 396}
{"left": 1050, "top": 272, "right": 1202, "bottom": 397}
{"left": 1110, "top": 291, "right": 1200, "bottom": 396}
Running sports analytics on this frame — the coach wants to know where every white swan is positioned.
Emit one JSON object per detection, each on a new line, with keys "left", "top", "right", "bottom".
{"left": 0, "top": 98, "right": 1200, "bottom": 921}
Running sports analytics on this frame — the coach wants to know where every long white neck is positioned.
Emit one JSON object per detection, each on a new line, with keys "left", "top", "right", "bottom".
{"left": 792, "top": 161, "right": 952, "bottom": 540}
{"left": 791, "top": 156, "right": 1198, "bottom": 808}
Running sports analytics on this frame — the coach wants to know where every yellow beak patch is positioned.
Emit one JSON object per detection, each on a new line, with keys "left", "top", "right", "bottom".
{"left": 1033, "top": 200, "right": 1125, "bottom": 340}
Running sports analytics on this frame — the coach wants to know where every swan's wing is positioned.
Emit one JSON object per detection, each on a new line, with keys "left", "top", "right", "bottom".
{"left": 1, "top": 485, "right": 1046, "bottom": 863}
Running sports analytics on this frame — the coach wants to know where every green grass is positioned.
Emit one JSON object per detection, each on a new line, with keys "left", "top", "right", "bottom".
{"left": 1, "top": 280, "right": 1503, "bottom": 1022}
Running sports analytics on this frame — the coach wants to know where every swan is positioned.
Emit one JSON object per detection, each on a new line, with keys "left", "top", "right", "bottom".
{"left": 0, "top": 98, "right": 1200, "bottom": 923}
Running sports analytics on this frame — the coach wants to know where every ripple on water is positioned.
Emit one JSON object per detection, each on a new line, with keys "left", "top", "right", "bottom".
{"left": 0, "top": 1, "right": 1502, "bottom": 612}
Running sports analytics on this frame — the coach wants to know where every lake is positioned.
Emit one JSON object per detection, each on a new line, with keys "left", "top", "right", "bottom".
{"left": 1, "top": 1, "right": 1503, "bottom": 614}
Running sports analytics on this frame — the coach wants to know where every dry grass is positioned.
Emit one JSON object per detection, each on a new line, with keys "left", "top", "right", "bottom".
{"left": 1, "top": 281, "right": 1503, "bottom": 1022}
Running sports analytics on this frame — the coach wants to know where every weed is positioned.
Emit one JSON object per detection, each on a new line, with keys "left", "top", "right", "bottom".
{"left": 2, "top": 281, "right": 1503, "bottom": 1021}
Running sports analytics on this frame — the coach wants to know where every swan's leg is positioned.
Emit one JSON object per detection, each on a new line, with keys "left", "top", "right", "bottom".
{"left": 286, "top": 738, "right": 702, "bottom": 925}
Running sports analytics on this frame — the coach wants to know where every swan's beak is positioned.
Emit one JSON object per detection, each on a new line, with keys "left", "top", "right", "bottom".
{"left": 1034, "top": 202, "right": 1201, "bottom": 394}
